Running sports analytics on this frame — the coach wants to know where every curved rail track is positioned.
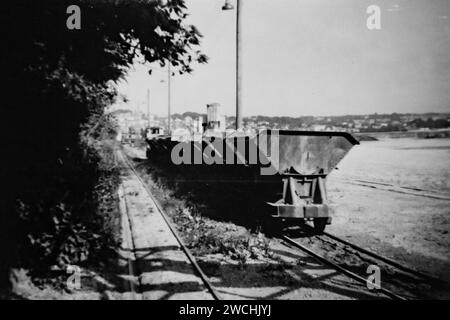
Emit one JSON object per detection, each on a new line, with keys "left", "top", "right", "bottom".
{"left": 319, "top": 229, "right": 445, "bottom": 284}
{"left": 282, "top": 235, "right": 406, "bottom": 300}
{"left": 280, "top": 224, "right": 450, "bottom": 300}
{"left": 343, "top": 178, "right": 450, "bottom": 201}
{"left": 120, "top": 150, "right": 221, "bottom": 300}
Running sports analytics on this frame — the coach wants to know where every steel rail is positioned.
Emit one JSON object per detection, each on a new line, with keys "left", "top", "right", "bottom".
{"left": 120, "top": 150, "right": 221, "bottom": 300}
{"left": 282, "top": 235, "right": 407, "bottom": 300}
{"left": 302, "top": 222, "right": 446, "bottom": 285}
{"left": 319, "top": 230, "right": 446, "bottom": 285}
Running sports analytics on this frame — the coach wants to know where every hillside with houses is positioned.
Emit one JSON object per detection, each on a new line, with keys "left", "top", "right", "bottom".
{"left": 113, "top": 107, "right": 450, "bottom": 136}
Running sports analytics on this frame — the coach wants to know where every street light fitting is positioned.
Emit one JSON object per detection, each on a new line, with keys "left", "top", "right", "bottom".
{"left": 158, "top": 0, "right": 169, "bottom": 7}
{"left": 222, "top": 0, "right": 234, "bottom": 11}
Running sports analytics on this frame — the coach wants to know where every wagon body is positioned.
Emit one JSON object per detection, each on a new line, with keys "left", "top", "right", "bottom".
{"left": 145, "top": 130, "right": 359, "bottom": 232}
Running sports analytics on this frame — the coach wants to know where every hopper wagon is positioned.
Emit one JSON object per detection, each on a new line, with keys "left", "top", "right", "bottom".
{"left": 146, "top": 130, "right": 358, "bottom": 232}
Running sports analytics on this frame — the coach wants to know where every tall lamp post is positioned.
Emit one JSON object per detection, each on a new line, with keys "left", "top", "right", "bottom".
{"left": 148, "top": 62, "right": 171, "bottom": 134}
{"left": 222, "top": 0, "right": 242, "bottom": 131}
{"left": 147, "top": 88, "right": 151, "bottom": 127}
{"left": 167, "top": 62, "right": 172, "bottom": 135}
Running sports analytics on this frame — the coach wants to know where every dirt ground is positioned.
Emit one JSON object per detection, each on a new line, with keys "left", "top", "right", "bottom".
{"left": 327, "top": 138, "right": 450, "bottom": 282}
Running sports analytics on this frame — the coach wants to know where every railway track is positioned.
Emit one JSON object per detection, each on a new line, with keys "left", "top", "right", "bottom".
{"left": 121, "top": 146, "right": 448, "bottom": 300}
{"left": 343, "top": 178, "right": 450, "bottom": 201}
{"left": 319, "top": 229, "right": 445, "bottom": 284}
{"left": 280, "top": 225, "right": 450, "bottom": 300}
{"left": 282, "top": 235, "right": 406, "bottom": 300}
{"left": 119, "top": 150, "right": 221, "bottom": 300}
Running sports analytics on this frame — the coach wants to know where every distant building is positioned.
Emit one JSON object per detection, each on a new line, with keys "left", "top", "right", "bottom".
{"left": 171, "top": 128, "right": 191, "bottom": 141}
{"left": 173, "top": 118, "right": 183, "bottom": 130}
{"left": 184, "top": 116, "right": 193, "bottom": 126}
{"left": 205, "top": 103, "right": 226, "bottom": 132}
{"left": 195, "top": 116, "right": 203, "bottom": 133}
{"left": 312, "top": 124, "right": 327, "bottom": 131}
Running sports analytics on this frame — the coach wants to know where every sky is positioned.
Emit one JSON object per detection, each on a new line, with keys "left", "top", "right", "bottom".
{"left": 116, "top": 0, "right": 450, "bottom": 117}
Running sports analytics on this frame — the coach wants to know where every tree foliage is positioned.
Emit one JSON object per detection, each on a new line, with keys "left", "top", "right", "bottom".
{"left": 0, "top": 0, "right": 206, "bottom": 288}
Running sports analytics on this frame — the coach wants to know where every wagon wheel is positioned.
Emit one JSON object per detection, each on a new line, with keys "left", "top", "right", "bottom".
{"left": 313, "top": 218, "right": 327, "bottom": 234}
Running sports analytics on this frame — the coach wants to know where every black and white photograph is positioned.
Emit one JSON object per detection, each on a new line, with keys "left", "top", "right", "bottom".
{"left": 1, "top": 0, "right": 450, "bottom": 305}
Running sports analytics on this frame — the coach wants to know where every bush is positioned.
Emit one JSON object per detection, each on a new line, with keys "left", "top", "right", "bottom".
{"left": 14, "top": 113, "right": 120, "bottom": 278}
{"left": 171, "top": 207, "right": 272, "bottom": 264}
